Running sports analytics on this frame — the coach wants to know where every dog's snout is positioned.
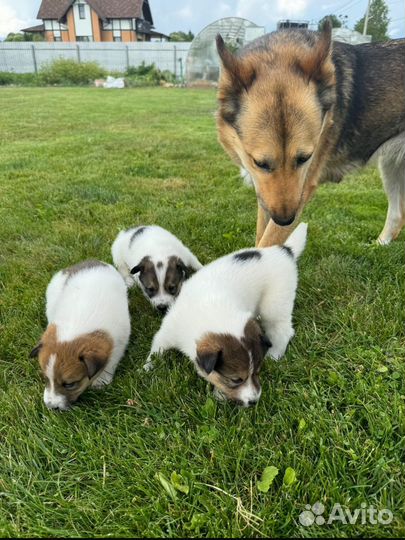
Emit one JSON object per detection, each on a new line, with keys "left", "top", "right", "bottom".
{"left": 157, "top": 304, "right": 168, "bottom": 314}
{"left": 248, "top": 399, "right": 258, "bottom": 407}
{"left": 272, "top": 213, "right": 296, "bottom": 227}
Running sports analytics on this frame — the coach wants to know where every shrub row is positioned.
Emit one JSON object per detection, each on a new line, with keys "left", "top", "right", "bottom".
{"left": 0, "top": 59, "right": 177, "bottom": 87}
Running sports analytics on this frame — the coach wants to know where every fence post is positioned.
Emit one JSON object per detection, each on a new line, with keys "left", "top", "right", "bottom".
{"left": 173, "top": 45, "right": 177, "bottom": 79}
{"left": 125, "top": 44, "right": 130, "bottom": 70}
{"left": 31, "top": 44, "right": 38, "bottom": 74}
{"left": 76, "top": 44, "right": 81, "bottom": 63}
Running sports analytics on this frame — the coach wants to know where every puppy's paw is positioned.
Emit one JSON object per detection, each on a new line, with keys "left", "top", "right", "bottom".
{"left": 267, "top": 348, "right": 285, "bottom": 361}
{"left": 125, "top": 276, "right": 135, "bottom": 287}
{"left": 91, "top": 373, "right": 113, "bottom": 388}
{"left": 143, "top": 360, "right": 154, "bottom": 372}
{"left": 377, "top": 235, "right": 391, "bottom": 246}
{"left": 213, "top": 387, "right": 226, "bottom": 402}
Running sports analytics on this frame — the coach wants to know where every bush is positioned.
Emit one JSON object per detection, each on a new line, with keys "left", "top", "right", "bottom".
{"left": 39, "top": 58, "right": 106, "bottom": 86}
{"left": 125, "top": 62, "right": 176, "bottom": 86}
{"left": 0, "top": 72, "right": 40, "bottom": 86}
{"left": 0, "top": 72, "right": 15, "bottom": 85}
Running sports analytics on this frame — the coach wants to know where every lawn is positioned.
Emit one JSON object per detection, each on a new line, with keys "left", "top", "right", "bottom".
{"left": 0, "top": 87, "right": 404, "bottom": 538}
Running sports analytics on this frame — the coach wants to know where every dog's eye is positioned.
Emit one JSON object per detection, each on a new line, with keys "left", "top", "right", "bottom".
{"left": 295, "top": 154, "right": 312, "bottom": 167}
{"left": 253, "top": 158, "right": 274, "bottom": 172}
{"left": 63, "top": 381, "right": 79, "bottom": 390}
{"left": 230, "top": 377, "right": 244, "bottom": 386}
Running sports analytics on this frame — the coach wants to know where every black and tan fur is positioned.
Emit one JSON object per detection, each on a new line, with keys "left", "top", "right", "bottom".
{"left": 216, "top": 22, "right": 405, "bottom": 246}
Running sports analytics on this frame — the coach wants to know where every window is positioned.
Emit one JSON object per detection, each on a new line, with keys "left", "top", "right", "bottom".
{"left": 54, "top": 36, "right": 62, "bottom": 42}
{"left": 79, "top": 4, "right": 85, "bottom": 19}
{"left": 113, "top": 36, "right": 122, "bottom": 42}
{"left": 76, "top": 36, "right": 91, "bottom": 41}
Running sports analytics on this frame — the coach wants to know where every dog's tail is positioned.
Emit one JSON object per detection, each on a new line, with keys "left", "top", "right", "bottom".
{"left": 283, "top": 223, "right": 308, "bottom": 260}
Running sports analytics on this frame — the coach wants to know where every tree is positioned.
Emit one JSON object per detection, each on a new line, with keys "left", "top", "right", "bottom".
{"left": 169, "top": 30, "right": 194, "bottom": 42}
{"left": 5, "top": 32, "right": 44, "bottom": 42}
{"left": 5, "top": 32, "right": 25, "bottom": 42}
{"left": 318, "top": 15, "right": 342, "bottom": 31}
{"left": 354, "top": 0, "right": 389, "bottom": 41}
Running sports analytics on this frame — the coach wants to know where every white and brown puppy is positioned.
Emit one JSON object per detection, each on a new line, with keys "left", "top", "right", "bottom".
{"left": 30, "top": 260, "right": 131, "bottom": 410}
{"left": 145, "top": 223, "right": 308, "bottom": 407}
{"left": 112, "top": 225, "right": 202, "bottom": 312}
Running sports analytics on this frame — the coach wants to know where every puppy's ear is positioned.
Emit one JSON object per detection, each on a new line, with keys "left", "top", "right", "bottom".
{"left": 176, "top": 258, "right": 187, "bottom": 275}
{"left": 130, "top": 263, "right": 143, "bottom": 275}
{"left": 176, "top": 258, "right": 194, "bottom": 279}
{"left": 260, "top": 334, "right": 272, "bottom": 355}
{"left": 30, "top": 343, "right": 42, "bottom": 358}
{"left": 79, "top": 354, "right": 108, "bottom": 379}
{"left": 197, "top": 350, "right": 223, "bottom": 375}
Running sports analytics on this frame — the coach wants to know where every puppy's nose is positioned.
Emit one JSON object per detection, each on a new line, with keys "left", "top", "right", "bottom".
{"left": 157, "top": 304, "right": 168, "bottom": 314}
{"left": 248, "top": 399, "right": 259, "bottom": 407}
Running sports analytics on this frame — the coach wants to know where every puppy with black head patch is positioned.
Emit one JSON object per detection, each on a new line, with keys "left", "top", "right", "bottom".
{"left": 30, "top": 260, "right": 131, "bottom": 411}
{"left": 112, "top": 225, "right": 202, "bottom": 312}
{"left": 145, "top": 224, "right": 308, "bottom": 407}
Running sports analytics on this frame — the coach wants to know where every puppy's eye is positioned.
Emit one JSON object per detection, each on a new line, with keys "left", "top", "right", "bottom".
{"left": 230, "top": 377, "right": 244, "bottom": 386}
{"left": 146, "top": 287, "right": 157, "bottom": 296}
{"left": 253, "top": 158, "right": 274, "bottom": 173}
{"left": 63, "top": 381, "right": 79, "bottom": 390}
{"left": 295, "top": 153, "right": 312, "bottom": 167}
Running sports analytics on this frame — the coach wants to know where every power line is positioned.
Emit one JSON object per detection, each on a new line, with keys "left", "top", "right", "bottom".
{"left": 331, "top": 0, "right": 365, "bottom": 13}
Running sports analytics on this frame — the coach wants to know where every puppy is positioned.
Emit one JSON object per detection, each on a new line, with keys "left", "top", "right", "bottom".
{"left": 112, "top": 225, "right": 202, "bottom": 312}
{"left": 31, "top": 260, "right": 131, "bottom": 410}
{"left": 145, "top": 223, "right": 308, "bottom": 407}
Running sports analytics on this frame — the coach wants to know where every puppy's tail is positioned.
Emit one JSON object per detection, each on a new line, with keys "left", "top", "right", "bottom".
{"left": 283, "top": 223, "right": 308, "bottom": 260}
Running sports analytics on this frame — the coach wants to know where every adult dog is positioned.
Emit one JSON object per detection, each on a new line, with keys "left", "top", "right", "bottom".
{"left": 216, "top": 22, "right": 405, "bottom": 247}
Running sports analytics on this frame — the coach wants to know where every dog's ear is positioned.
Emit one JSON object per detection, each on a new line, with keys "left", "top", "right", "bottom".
{"left": 79, "top": 353, "right": 108, "bottom": 379}
{"left": 297, "top": 19, "right": 334, "bottom": 83}
{"left": 216, "top": 34, "right": 256, "bottom": 91}
{"left": 197, "top": 349, "right": 223, "bottom": 375}
{"left": 29, "top": 342, "right": 42, "bottom": 358}
{"left": 260, "top": 334, "right": 272, "bottom": 355}
{"left": 130, "top": 263, "right": 143, "bottom": 275}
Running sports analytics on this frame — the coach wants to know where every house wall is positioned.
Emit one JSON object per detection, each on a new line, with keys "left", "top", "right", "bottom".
{"left": 67, "top": 9, "right": 76, "bottom": 41}
{"left": 72, "top": 0, "right": 93, "bottom": 39}
{"left": 91, "top": 10, "right": 101, "bottom": 42}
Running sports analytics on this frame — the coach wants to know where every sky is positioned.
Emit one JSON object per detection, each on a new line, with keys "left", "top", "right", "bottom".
{"left": 0, "top": 0, "right": 404, "bottom": 39}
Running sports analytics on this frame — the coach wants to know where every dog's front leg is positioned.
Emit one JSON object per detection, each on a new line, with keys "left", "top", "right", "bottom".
{"left": 256, "top": 202, "right": 271, "bottom": 246}
{"left": 257, "top": 175, "right": 321, "bottom": 247}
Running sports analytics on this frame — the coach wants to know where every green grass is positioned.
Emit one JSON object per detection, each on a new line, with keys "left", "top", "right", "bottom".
{"left": 0, "top": 87, "right": 404, "bottom": 538}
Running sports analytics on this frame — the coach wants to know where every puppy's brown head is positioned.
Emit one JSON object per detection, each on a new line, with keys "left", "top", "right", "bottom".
{"left": 131, "top": 255, "right": 192, "bottom": 312}
{"left": 216, "top": 23, "right": 336, "bottom": 226}
{"left": 31, "top": 324, "right": 113, "bottom": 410}
{"left": 195, "top": 320, "right": 271, "bottom": 406}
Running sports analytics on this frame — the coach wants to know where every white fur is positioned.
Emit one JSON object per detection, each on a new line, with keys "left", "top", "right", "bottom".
{"left": 43, "top": 354, "right": 69, "bottom": 410}
{"left": 111, "top": 225, "right": 202, "bottom": 308}
{"left": 146, "top": 223, "right": 308, "bottom": 406}
{"left": 44, "top": 262, "right": 131, "bottom": 408}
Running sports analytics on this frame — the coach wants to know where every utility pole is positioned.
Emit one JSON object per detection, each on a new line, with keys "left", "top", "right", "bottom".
{"left": 363, "top": 0, "right": 371, "bottom": 35}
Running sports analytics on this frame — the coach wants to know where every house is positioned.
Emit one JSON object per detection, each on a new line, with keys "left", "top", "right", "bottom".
{"left": 21, "top": 0, "right": 168, "bottom": 42}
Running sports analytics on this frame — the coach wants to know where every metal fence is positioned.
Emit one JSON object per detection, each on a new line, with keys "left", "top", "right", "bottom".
{"left": 0, "top": 42, "right": 191, "bottom": 76}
